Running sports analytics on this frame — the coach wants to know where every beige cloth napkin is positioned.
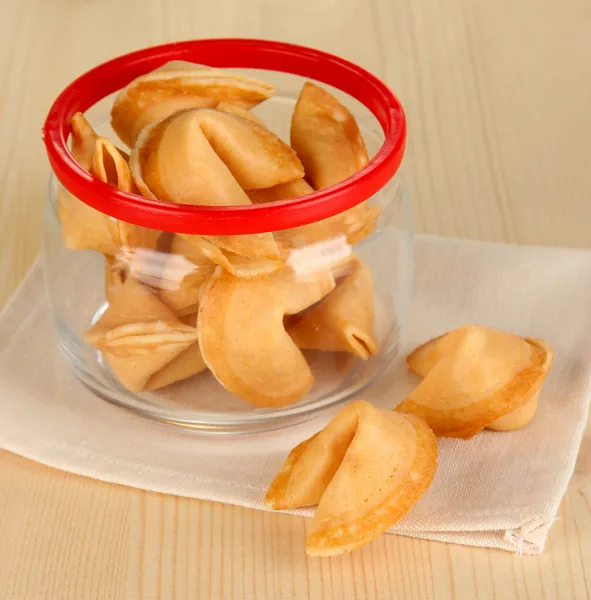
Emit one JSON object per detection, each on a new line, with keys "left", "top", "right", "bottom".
{"left": 1, "top": 235, "right": 590, "bottom": 555}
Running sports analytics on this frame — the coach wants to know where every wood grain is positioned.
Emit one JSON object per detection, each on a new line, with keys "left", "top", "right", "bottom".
{"left": 1, "top": 0, "right": 591, "bottom": 598}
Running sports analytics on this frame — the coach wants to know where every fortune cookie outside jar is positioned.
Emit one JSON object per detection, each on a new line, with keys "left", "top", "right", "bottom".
{"left": 265, "top": 400, "right": 437, "bottom": 556}
{"left": 397, "top": 325, "right": 553, "bottom": 439}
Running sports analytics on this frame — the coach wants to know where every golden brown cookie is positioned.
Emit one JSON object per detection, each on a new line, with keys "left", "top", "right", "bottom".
{"left": 91, "top": 137, "right": 161, "bottom": 251}
{"left": 157, "top": 235, "right": 217, "bottom": 316}
{"left": 198, "top": 266, "right": 335, "bottom": 407}
{"left": 60, "top": 118, "right": 159, "bottom": 254}
{"left": 144, "top": 313, "right": 208, "bottom": 391}
{"left": 70, "top": 112, "right": 98, "bottom": 170}
{"left": 247, "top": 179, "right": 380, "bottom": 248}
{"left": 175, "top": 235, "right": 282, "bottom": 279}
{"left": 486, "top": 393, "right": 540, "bottom": 431}
{"left": 111, "top": 63, "right": 275, "bottom": 147}
{"left": 398, "top": 326, "right": 553, "bottom": 438}
{"left": 265, "top": 400, "right": 437, "bottom": 556}
{"left": 84, "top": 277, "right": 198, "bottom": 392}
{"left": 291, "top": 82, "right": 369, "bottom": 189}
{"left": 289, "top": 82, "right": 380, "bottom": 245}
{"left": 129, "top": 108, "right": 305, "bottom": 260}
{"left": 288, "top": 256, "right": 378, "bottom": 359}
{"left": 60, "top": 117, "right": 120, "bottom": 254}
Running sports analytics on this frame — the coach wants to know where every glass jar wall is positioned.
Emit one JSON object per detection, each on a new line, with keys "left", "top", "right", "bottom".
{"left": 42, "top": 40, "right": 412, "bottom": 433}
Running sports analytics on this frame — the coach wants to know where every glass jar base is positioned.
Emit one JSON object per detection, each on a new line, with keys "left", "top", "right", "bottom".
{"left": 57, "top": 332, "right": 400, "bottom": 435}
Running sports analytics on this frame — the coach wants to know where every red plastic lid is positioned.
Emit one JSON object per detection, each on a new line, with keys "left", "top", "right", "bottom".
{"left": 42, "top": 39, "right": 406, "bottom": 235}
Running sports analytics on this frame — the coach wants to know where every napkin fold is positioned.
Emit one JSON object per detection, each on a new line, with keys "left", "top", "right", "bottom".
{"left": 1, "top": 235, "right": 590, "bottom": 554}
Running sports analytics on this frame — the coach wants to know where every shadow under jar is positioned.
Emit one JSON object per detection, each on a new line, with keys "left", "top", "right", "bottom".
{"left": 42, "top": 39, "right": 412, "bottom": 433}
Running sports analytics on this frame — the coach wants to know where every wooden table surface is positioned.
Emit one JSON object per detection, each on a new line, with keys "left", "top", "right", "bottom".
{"left": 1, "top": 0, "right": 591, "bottom": 598}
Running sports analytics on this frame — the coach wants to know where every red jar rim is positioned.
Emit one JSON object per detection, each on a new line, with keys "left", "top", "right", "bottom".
{"left": 42, "top": 39, "right": 406, "bottom": 235}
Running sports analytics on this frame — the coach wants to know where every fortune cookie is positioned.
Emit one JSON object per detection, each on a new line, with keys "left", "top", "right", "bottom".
{"left": 91, "top": 137, "right": 161, "bottom": 251}
{"left": 70, "top": 112, "right": 98, "bottom": 169}
{"left": 397, "top": 326, "right": 553, "bottom": 439}
{"left": 288, "top": 256, "right": 378, "bottom": 359}
{"left": 247, "top": 176, "right": 381, "bottom": 249}
{"left": 58, "top": 187, "right": 119, "bottom": 256}
{"left": 250, "top": 82, "right": 383, "bottom": 247}
{"left": 111, "top": 63, "right": 275, "bottom": 147}
{"left": 289, "top": 82, "right": 380, "bottom": 245}
{"left": 246, "top": 179, "right": 328, "bottom": 249}
{"left": 144, "top": 313, "right": 208, "bottom": 391}
{"left": 132, "top": 108, "right": 303, "bottom": 194}
{"left": 130, "top": 108, "right": 304, "bottom": 259}
{"left": 265, "top": 400, "right": 437, "bottom": 556}
{"left": 59, "top": 116, "right": 120, "bottom": 255}
{"left": 486, "top": 394, "right": 541, "bottom": 432}
{"left": 291, "top": 82, "right": 369, "bottom": 189}
{"left": 290, "top": 82, "right": 375, "bottom": 186}
{"left": 60, "top": 115, "right": 159, "bottom": 254}
{"left": 156, "top": 235, "right": 216, "bottom": 316}
{"left": 246, "top": 179, "right": 331, "bottom": 248}
{"left": 84, "top": 277, "right": 198, "bottom": 392}
{"left": 175, "top": 234, "right": 282, "bottom": 279}
{"left": 198, "top": 266, "right": 335, "bottom": 407}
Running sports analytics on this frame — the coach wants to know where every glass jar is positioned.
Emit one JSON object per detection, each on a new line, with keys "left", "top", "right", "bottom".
{"left": 42, "top": 39, "right": 412, "bottom": 433}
